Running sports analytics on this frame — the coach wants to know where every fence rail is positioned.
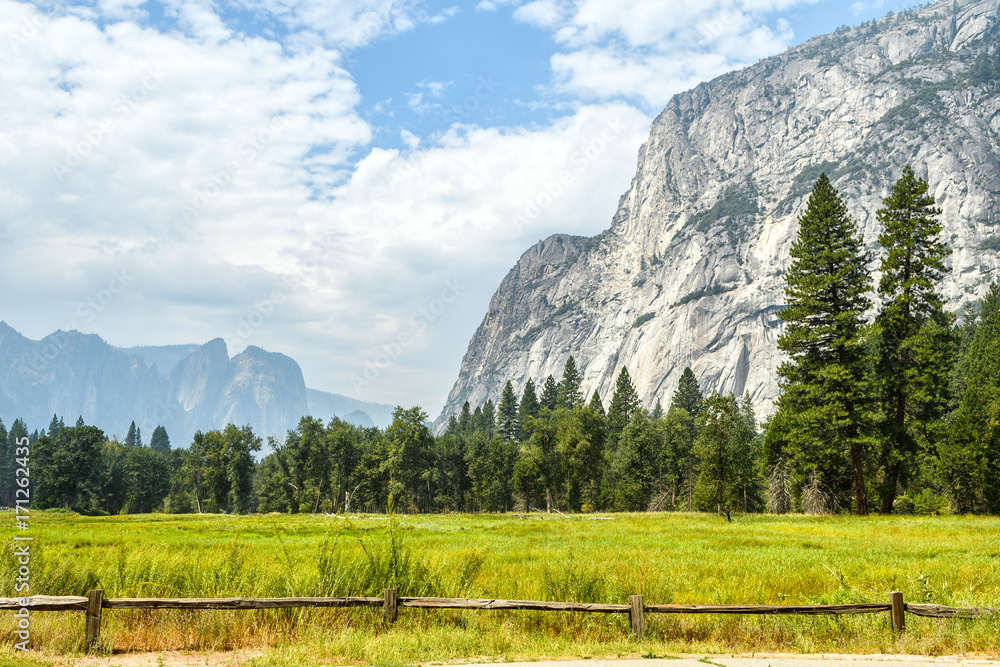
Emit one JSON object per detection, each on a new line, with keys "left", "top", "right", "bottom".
{"left": 1, "top": 590, "right": 994, "bottom": 651}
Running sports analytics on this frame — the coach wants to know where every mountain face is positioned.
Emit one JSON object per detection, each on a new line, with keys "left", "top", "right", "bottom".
{"left": 0, "top": 323, "right": 393, "bottom": 445}
{"left": 436, "top": 0, "right": 1000, "bottom": 428}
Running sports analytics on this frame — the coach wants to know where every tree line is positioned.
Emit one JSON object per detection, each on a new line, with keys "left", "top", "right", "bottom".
{"left": 2, "top": 166, "right": 997, "bottom": 516}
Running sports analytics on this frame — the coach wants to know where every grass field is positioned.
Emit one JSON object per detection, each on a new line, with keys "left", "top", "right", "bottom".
{"left": 2, "top": 511, "right": 999, "bottom": 665}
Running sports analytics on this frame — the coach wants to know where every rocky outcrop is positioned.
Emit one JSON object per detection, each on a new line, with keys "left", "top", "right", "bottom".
{"left": 437, "top": 0, "right": 1000, "bottom": 428}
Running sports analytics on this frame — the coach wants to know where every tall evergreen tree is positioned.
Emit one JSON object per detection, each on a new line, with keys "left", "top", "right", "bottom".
{"left": 150, "top": 425, "right": 171, "bottom": 453}
{"left": 481, "top": 399, "right": 496, "bottom": 434}
{"left": 124, "top": 421, "right": 138, "bottom": 447}
{"left": 557, "top": 356, "right": 583, "bottom": 409}
{"left": 497, "top": 381, "right": 520, "bottom": 442}
{"left": 518, "top": 379, "right": 540, "bottom": 440}
{"left": 47, "top": 414, "right": 62, "bottom": 438}
{"left": 540, "top": 375, "right": 559, "bottom": 411}
{"left": 588, "top": 389, "right": 605, "bottom": 416}
{"left": 671, "top": 367, "right": 704, "bottom": 417}
{"left": 942, "top": 282, "right": 1000, "bottom": 512}
{"left": 776, "top": 173, "right": 872, "bottom": 515}
{"left": 875, "top": 165, "right": 952, "bottom": 513}
{"left": 458, "top": 401, "right": 473, "bottom": 435}
{"left": 606, "top": 367, "right": 640, "bottom": 448}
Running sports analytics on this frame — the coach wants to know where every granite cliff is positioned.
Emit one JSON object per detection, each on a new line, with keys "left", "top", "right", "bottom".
{"left": 437, "top": 0, "right": 1000, "bottom": 427}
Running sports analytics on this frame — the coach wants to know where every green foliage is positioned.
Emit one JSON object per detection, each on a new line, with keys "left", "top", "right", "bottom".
{"left": 557, "top": 355, "right": 583, "bottom": 409}
{"left": 540, "top": 375, "right": 559, "bottom": 411}
{"left": 497, "top": 380, "right": 520, "bottom": 443}
{"left": 692, "top": 393, "right": 760, "bottom": 513}
{"left": 149, "top": 425, "right": 171, "bottom": 453}
{"left": 33, "top": 425, "right": 106, "bottom": 512}
{"left": 875, "top": 165, "right": 953, "bottom": 513}
{"left": 606, "top": 367, "right": 640, "bottom": 450}
{"left": 688, "top": 178, "right": 761, "bottom": 233}
{"left": 941, "top": 282, "right": 1000, "bottom": 513}
{"left": 777, "top": 172, "right": 873, "bottom": 515}
{"left": 610, "top": 408, "right": 657, "bottom": 510}
{"left": 518, "top": 379, "right": 540, "bottom": 440}
{"left": 632, "top": 312, "right": 655, "bottom": 328}
{"left": 671, "top": 367, "right": 704, "bottom": 418}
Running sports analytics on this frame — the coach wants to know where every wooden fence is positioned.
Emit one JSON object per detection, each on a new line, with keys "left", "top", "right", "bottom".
{"left": 1, "top": 590, "right": 995, "bottom": 651}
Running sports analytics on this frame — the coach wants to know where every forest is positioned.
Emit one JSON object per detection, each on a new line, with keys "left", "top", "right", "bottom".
{"left": 2, "top": 166, "right": 997, "bottom": 517}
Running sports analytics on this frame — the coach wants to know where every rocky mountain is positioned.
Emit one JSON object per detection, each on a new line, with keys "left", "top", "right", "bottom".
{"left": 0, "top": 322, "right": 394, "bottom": 446}
{"left": 436, "top": 0, "right": 1000, "bottom": 428}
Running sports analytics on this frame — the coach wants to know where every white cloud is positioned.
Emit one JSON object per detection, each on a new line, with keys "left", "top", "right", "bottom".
{"left": 512, "top": 0, "right": 817, "bottom": 109}
{"left": 513, "top": 0, "right": 569, "bottom": 29}
{"left": 0, "top": 0, "right": 653, "bottom": 413}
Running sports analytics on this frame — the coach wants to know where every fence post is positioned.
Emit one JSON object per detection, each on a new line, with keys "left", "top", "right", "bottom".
{"left": 629, "top": 594, "right": 645, "bottom": 638}
{"left": 384, "top": 588, "right": 398, "bottom": 625}
{"left": 890, "top": 591, "right": 905, "bottom": 635}
{"left": 85, "top": 589, "right": 104, "bottom": 650}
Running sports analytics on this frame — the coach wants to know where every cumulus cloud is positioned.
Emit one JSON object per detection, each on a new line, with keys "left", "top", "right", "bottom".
{"left": 0, "top": 0, "right": 652, "bottom": 412}
{"left": 513, "top": 0, "right": 815, "bottom": 109}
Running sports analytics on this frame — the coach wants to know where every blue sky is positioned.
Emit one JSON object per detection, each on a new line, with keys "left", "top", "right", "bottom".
{"left": 0, "top": 0, "right": 926, "bottom": 422}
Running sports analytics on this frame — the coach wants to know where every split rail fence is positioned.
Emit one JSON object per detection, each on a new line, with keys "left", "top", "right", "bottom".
{"left": 1, "top": 590, "right": 995, "bottom": 651}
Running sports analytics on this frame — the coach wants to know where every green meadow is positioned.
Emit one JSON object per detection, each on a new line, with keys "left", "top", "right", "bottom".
{"left": 2, "top": 511, "right": 999, "bottom": 664}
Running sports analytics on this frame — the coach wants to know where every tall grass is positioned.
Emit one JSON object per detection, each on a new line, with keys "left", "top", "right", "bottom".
{"left": 2, "top": 511, "right": 999, "bottom": 662}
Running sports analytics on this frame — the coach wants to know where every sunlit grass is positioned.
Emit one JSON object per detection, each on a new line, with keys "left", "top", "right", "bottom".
{"left": 2, "top": 511, "right": 999, "bottom": 663}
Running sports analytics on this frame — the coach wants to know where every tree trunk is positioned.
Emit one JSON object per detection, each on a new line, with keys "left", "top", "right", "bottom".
{"left": 850, "top": 437, "right": 869, "bottom": 516}
{"left": 545, "top": 487, "right": 553, "bottom": 513}
{"left": 880, "top": 460, "right": 901, "bottom": 514}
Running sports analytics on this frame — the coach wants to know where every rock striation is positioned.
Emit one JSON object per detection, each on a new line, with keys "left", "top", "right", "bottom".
{"left": 436, "top": 0, "right": 1000, "bottom": 428}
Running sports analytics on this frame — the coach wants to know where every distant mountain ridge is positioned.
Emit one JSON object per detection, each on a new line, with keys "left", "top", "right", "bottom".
{"left": 0, "top": 322, "right": 394, "bottom": 447}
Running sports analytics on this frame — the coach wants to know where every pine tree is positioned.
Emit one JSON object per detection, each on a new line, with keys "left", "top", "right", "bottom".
{"left": 124, "top": 421, "right": 138, "bottom": 447}
{"left": 458, "top": 401, "right": 473, "bottom": 435}
{"left": 518, "top": 379, "right": 540, "bottom": 440}
{"left": 588, "top": 389, "right": 605, "bottom": 416}
{"left": 942, "top": 282, "right": 1000, "bottom": 512}
{"left": 47, "top": 414, "right": 61, "bottom": 438}
{"left": 135, "top": 426, "right": 143, "bottom": 448}
{"left": 607, "top": 367, "right": 640, "bottom": 448}
{"left": 875, "top": 164, "right": 952, "bottom": 513}
{"left": 497, "top": 381, "right": 520, "bottom": 442}
{"left": 519, "top": 379, "right": 540, "bottom": 419}
{"left": 540, "top": 375, "right": 559, "bottom": 411}
{"left": 557, "top": 356, "right": 583, "bottom": 409}
{"left": 651, "top": 400, "right": 664, "bottom": 419}
{"left": 776, "top": 173, "right": 872, "bottom": 515}
{"left": 481, "top": 399, "right": 496, "bottom": 434}
{"left": 671, "top": 367, "right": 704, "bottom": 417}
{"left": 76, "top": 416, "right": 85, "bottom": 427}
{"left": 150, "top": 425, "right": 171, "bottom": 453}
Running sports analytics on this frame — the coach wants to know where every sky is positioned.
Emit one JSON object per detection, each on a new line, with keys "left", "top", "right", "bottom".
{"left": 0, "top": 0, "right": 928, "bottom": 419}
